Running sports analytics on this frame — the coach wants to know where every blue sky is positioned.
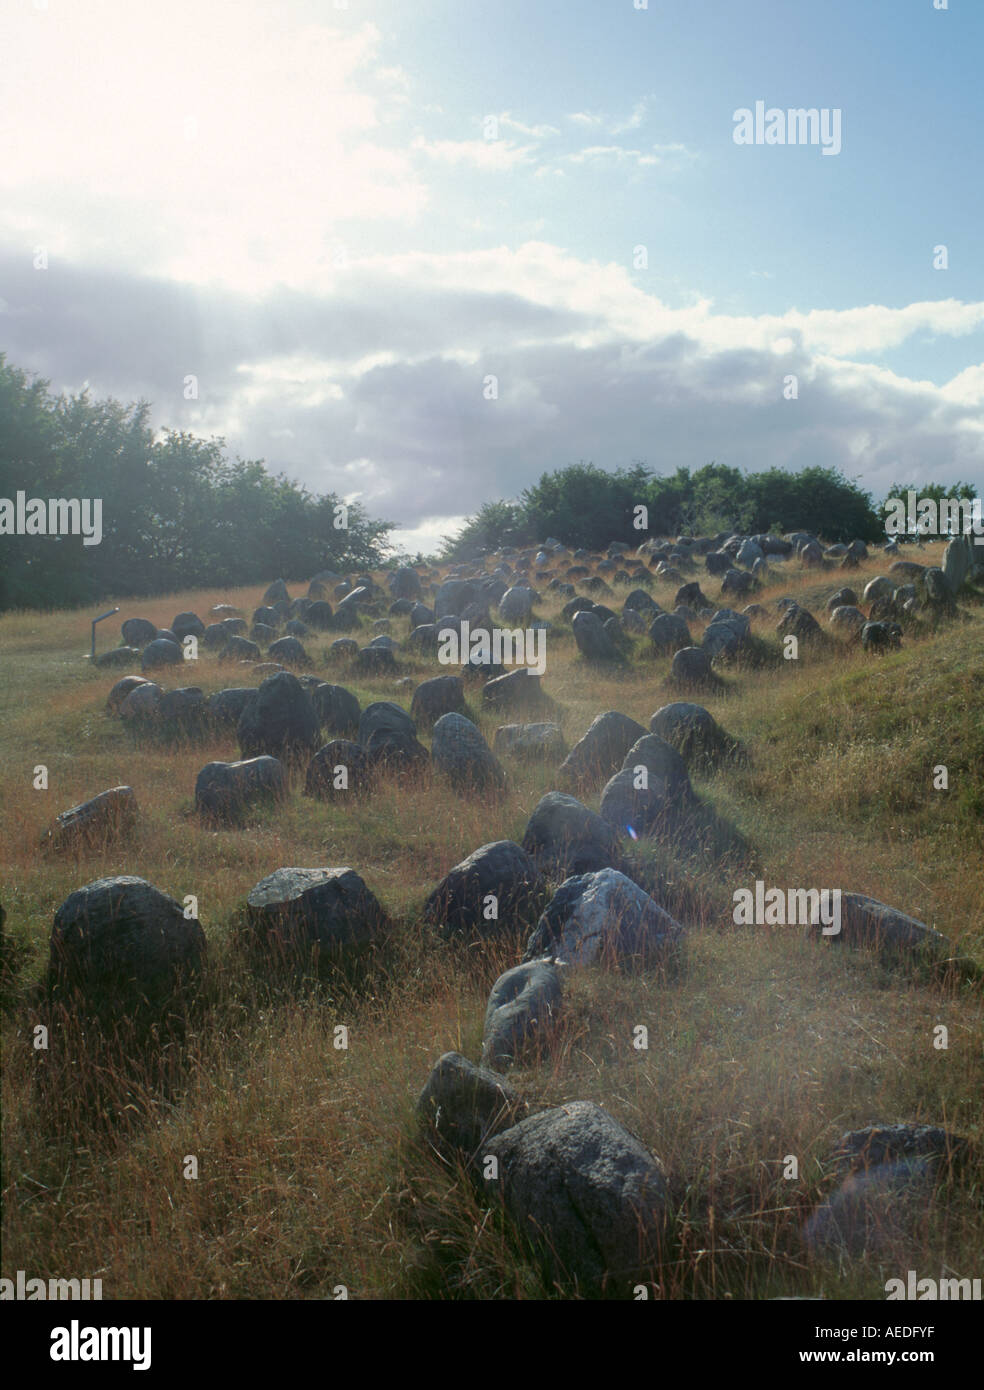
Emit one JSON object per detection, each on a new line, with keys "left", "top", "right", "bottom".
{"left": 1, "top": 0, "right": 981, "bottom": 553}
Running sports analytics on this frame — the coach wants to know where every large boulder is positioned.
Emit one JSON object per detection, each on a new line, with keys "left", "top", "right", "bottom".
{"left": 410, "top": 675, "right": 465, "bottom": 729}
{"left": 245, "top": 867, "right": 388, "bottom": 960}
{"left": 141, "top": 637, "right": 183, "bottom": 671}
{"left": 435, "top": 579, "right": 475, "bottom": 618}
{"left": 493, "top": 722, "right": 566, "bottom": 762}
{"left": 649, "top": 703, "right": 742, "bottom": 770}
{"left": 268, "top": 636, "right": 307, "bottom": 666}
{"left": 40, "top": 787, "right": 138, "bottom": 853}
{"left": 813, "top": 892, "right": 951, "bottom": 963}
{"left": 171, "top": 612, "right": 206, "bottom": 642}
{"left": 484, "top": 1101, "right": 670, "bottom": 1296}
{"left": 121, "top": 617, "right": 158, "bottom": 647}
{"left": 572, "top": 609, "right": 621, "bottom": 663}
{"left": 557, "top": 711, "right": 647, "bottom": 792}
{"left": 389, "top": 566, "right": 423, "bottom": 600}
{"left": 48, "top": 876, "right": 205, "bottom": 1004}
{"left": 481, "top": 668, "right": 545, "bottom": 713}
{"left": 205, "top": 687, "right": 256, "bottom": 727}
{"left": 423, "top": 841, "right": 545, "bottom": 941}
{"left": 304, "top": 740, "right": 373, "bottom": 800}
{"left": 431, "top": 713, "right": 505, "bottom": 794}
{"left": 119, "top": 681, "right": 163, "bottom": 723}
{"left": 481, "top": 960, "right": 563, "bottom": 1068}
{"left": 648, "top": 612, "right": 690, "bottom": 654}
{"left": 195, "top": 756, "right": 287, "bottom": 820}
{"left": 96, "top": 646, "right": 143, "bottom": 669}
{"left": 668, "top": 646, "right": 716, "bottom": 689}
{"left": 499, "top": 586, "right": 534, "bottom": 623}
{"left": 942, "top": 536, "right": 972, "bottom": 594}
{"left": 106, "top": 675, "right": 150, "bottom": 713}
{"left": 521, "top": 792, "right": 621, "bottom": 878}
{"left": 357, "top": 701, "right": 415, "bottom": 746}
{"left": 524, "top": 868, "right": 685, "bottom": 970}
{"left": 310, "top": 683, "right": 361, "bottom": 738}
{"left": 237, "top": 672, "right": 320, "bottom": 762}
{"left": 417, "top": 1052, "right": 525, "bottom": 1160}
{"left": 599, "top": 736, "right": 693, "bottom": 838}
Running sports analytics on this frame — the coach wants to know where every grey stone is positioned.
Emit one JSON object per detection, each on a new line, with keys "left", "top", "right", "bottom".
{"left": 121, "top": 617, "right": 158, "bottom": 647}
{"left": 493, "top": 722, "right": 566, "bottom": 762}
{"left": 521, "top": 792, "right": 621, "bottom": 877}
{"left": 237, "top": 672, "right": 320, "bottom": 762}
{"left": 141, "top": 637, "right": 183, "bottom": 671}
{"left": 417, "top": 1052, "right": 525, "bottom": 1159}
{"left": 524, "top": 868, "right": 685, "bottom": 969}
{"left": 410, "top": 675, "right": 465, "bottom": 728}
{"left": 195, "top": 756, "right": 287, "bottom": 820}
{"left": 303, "top": 740, "right": 373, "bottom": 800}
{"left": 431, "top": 712, "right": 505, "bottom": 794}
{"left": 558, "top": 711, "right": 647, "bottom": 792}
{"left": 245, "top": 866, "right": 388, "bottom": 958}
{"left": 484, "top": 1101, "right": 670, "bottom": 1295}
{"left": 423, "top": 840, "right": 544, "bottom": 940}
{"left": 40, "top": 786, "right": 138, "bottom": 853}
{"left": 481, "top": 959, "right": 563, "bottom": 1068}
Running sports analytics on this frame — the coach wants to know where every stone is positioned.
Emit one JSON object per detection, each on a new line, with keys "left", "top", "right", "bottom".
{"left": 860, "top": 621, "right": 902, "bottom": 653}
{"left": 141, "top": 637, "right": 183, "bottom": 671}
{"left": 327, "top": 637, "right": 358, "bottom": 660}
{"left": 721, "top": 568, "right": 755, "bottom": 597}
{"left": 435, "top": 579, "right": 476, "bottom": 618}
{"left": 410, "top": 675, "right": 465, "bottom": 728}
{"left": 311, "top": 683, "right": 360, "bottom": 738}
{"left": 521, "top": 792, "right": 621, "bottom": 878}
{"left": 776, "top": 604, "right": 824, "bottom": 644}
{"left": 305, "top": 600, "right": 335, "bottom": 631}
{"left": 863, "top": 577, "right": 895, "bottom": 604}
{"left": 195, "top": 756, "right": 287, "bottom": 820}
{"left": 171, "top": 612, "right": 205, "bottom": 642}
{"left": 417, "top": 1052, "right": 525, "bottom": 1160}
{"left": 829, "top": 605, "right": 866, "bottom": 636}
{"left": 431, "top": 712, "right": 505, "bottom": 795}
{"left": 245, "top": 867, "right": 388, "bottom": 960}
{"left": 423, "top": 840, "right": 545, "bottom": 941}
{"left": 484, "top": 1101, "right": 670, "bottom": 1295}
{"left": 813, "top": 892, "right": 951, "bottom": 963}
{"left": 572, "top": 609, "right": 621, "bottom": 663}
{"left": 121, "top": 617, "right": 158, "bottom": 647}
{"left": 668, "top": 646, "right": 716, "bottom": 688}
{"left": 205, "top": 687, "right": 256, "bottom": 727}
{"left": 556, "top": 710, "right": 644, "bottom": 790}
{"left": 40, "top": 786, "right": 138, "bottom": 853}
{"left": 481, "top": 668, "right": 545, "bottom": 713}
{"left": 649, "top": 702, "right": 740, "bottom": 769}
{"left": 648, "top": 612, "right": 690, "bottom": 654}
{"left": 262, "top": 579, "right": 290, "bottom": 605}
{"left": 942, "top": 536, "right": 972, "bottom": 594}
{"left": 303, "top": 740, "right": 373, "bottom": 800}
{"left": 355, "top": 645, "right": 397, "bottom": 674}
{"left": 826, "top": 587, "right": 859, "bottom": 612}
{"left": 202, "top": 622, "right": 231, "bottom": 649}
{"left": 524, "top": 868, "right": 685, "bottom": 970}
{"left": 106, "top": 675, "right": 149, "bottom": 712}
{"left": 96, "top": 646, "right": 143, "bottom": 669}
{"left": 389, "top": 566, "right": 423, "bottom": 600}
{"left": 48, "top": 876, "right": 205, "bottom": 1004}
{"left": 237, "top": 672, "right": 320, "bottom": 762}
{"left": 119, "top": 682, "right": 163, "bottom": 722}
{"left": 499, "top": 586, "right": 534, "bottom": 623}
{"left": 222, "top": 635, "right": 261, "bottom": 662}
{"left": 268, "top": 636, "right": 307, "bottom": 666}
{"left": 493, "top": 722, "right": 566, "bottom": 762}
{"left": 481, "top": 960, "right": 563, "bottom": 1068}
{"left": 158, "top": 687, "right": 207, "bottom": 733}
{"left": 357, "top": 701, "right": 416, "bottom": 746}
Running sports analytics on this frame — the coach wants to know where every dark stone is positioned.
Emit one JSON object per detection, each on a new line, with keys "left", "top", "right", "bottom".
{"left": 40, "top": 786, "right": 138, "bottom": 853}
{"left": 417, "top": 1052, "right": 525, "bottom": 1160}
{"left": 268, "top": 636, "right": 308, "bottom": 666}
{"left": 97, "top": 646, "right": 143, "bottom": 668}
{"left": 237, "top": 672, "right": 320, "bottom": 762}
{"left": 521, "top": 792, "right": 621, "bottom": 877}
{"left": 246, "top": 867, "right": 388, "bottom": 960}
{"left": 141, "top": 637, "right": 183, "bottom": 671}
{"left": 481, "top": 959, "right": 563, "bottom": 1068}
{"left": 410, "top": 675, "right": 465, "bottom": 728}
{"left": 303, "top": 740, "right": 373, "bottom": 800}
{"left": 558, "top": 711, "right": 647, "bottom": 792}
{"left": 106, "top": 676, "right": 149, "bottom": 712}
{"left": 206, "top": 688, "right": 256, "bottom": 727}
{"left": 311, "top": 683, "right": 361, "bottom": 738}
{"left": 484, "top": 1101, "right": 670, "bottom": 1296}
{"left": 48, "top": 876, "right": 205, "bottom": 1004}
{"left": 431, "top": 712, "right": 505, "bottom": 794}
{"left": 524, "top": 867, "right": 686, "bottom": 969}
{"left": 423, "top": 840, "right": 545, "bottom": 940}
{"left": 195, "top": 756, "right": 287, "bottom": 820}
{"left": 121, "top": 617, "right": 158, "bottom": 647}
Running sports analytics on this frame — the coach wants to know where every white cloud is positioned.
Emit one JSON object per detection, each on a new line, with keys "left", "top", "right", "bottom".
{"left": 410, "top": 136, "right": 538, "bottom": 171}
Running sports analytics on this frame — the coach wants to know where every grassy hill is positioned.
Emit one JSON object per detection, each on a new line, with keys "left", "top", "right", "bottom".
{"left": 1, "top": 542, "right": 982, "bottom": 1299}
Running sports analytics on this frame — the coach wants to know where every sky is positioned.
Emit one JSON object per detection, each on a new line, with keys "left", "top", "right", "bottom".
{"left": 1, "top": 0, "right": 982, "bottom": 556}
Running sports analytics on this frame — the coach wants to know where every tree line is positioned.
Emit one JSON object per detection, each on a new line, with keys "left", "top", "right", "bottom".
{"left": 441, "top": 461, "right": 979, "bottom": 559}
{"left": 0, "top": 355, "right": 394, "bottom": 611}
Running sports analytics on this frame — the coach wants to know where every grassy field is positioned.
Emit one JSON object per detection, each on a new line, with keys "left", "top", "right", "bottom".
{"left": 1, "top": 542, "right": 982, "bottom": 1300}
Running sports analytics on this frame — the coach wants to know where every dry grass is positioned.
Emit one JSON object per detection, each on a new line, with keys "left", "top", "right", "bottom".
{"left": 1, "top": 544, "right": 982, "bottom": 1299}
